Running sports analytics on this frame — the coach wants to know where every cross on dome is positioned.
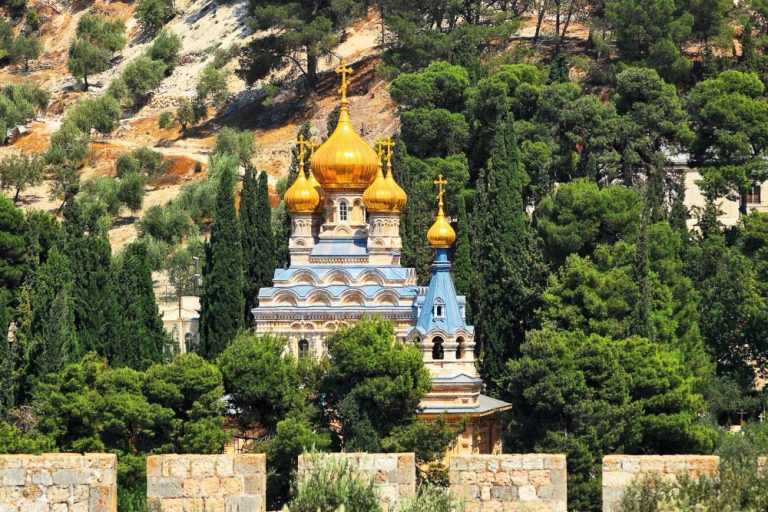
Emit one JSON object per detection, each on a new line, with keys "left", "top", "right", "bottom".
{"left": 434, "top": 174, "right": 448, "bottom": 207}
{"left": 335, "top": 59, "right": 353, "bottom": 100}
{"left": 382, "top": 138, "right": 395, "bottom": 163}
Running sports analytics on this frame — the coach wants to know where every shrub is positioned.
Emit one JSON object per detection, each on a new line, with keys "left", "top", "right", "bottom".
{"left": 174, "top": 97, "right": 202, "bottom": 134}
{"left": 65, "top": 95, "right": 122, "bottom": 134}
{"left": 122, "top": 57, "right": 167, "bottom": 105}
{"left": 138, "top": 202, "right": 194, "bottom": 244}
{"left": 213, "top": 126, "right": 254, "bottom": 166}
{"left": 76, "top": 14, "right": 126, "bottom": 52}
{"left": 158, "top": 111, "right": 175, "bottom": 129}
{"left": 399, "top": 485, "right": 463, "bottom": 512}
{"left": 287, "top": 455, "right": 381, "bottom": 512}
{"left": 116, "top": 147, "right": 167, "bottom": 180}
{"left": 25, "top": 8, "right": 39, "bottom": 32}
{"left": 196, "top": 64, "right": 229, "bottom": 107}
{"left": 148, "top": 29, "right": 182, "bottom": 71}
{"left": 0, "top": 153, "right": 44, "bottom": 201}
{"left": 136, "top": 0, "right": 175, "bottom": 34}
{"left": 67, "top": 38, "right": 111, "bottom": 90}
{"left": 47, "top": 121, "right": 90, "bottom": 165}
{"left": 117, "top": 172, "right": 146, "bottom": 213}
{"left": 9, "top": 34, "right": 40, "bottom": 70}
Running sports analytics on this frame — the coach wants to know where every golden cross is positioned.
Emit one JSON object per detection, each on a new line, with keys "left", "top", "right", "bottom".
{"left": 296, "top": 134, "right": 309, "bottom": 165}
{"left": 434, "top": 174, "right": 448, "bottom": 206}
{"left": 382, "top": 138, "right": 395, "bottom": 163}
{"left": 335, "top": 58, "right": 353, "bottom": 98}
{"left": 375, "top": 140, "right": 385, "bottom": 159}
{"left": 308, "top": 139, "right": 320, "bottom": 155}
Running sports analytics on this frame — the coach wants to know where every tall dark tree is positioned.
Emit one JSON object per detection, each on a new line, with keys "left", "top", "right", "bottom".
{"left": 0, "top": 195, "right": 26, "bottom": 291}
{"left": 472, "top": 111, "right": 546, "bottom": 391}
{"left": 111, "top": 241, "right": 169, "bottom": 369}
{"left": 199, "top": 155, "right": 244, "bottom": 359}
{"left": 452, "top": 194, "right": 473, "bottom": 321}
{"left": 241, "top": 169, "right": 275, "bottom": 325}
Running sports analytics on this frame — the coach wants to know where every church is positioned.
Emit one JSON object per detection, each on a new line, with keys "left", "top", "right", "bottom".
{"left": 251, "top": 59, "right": 510, "bottom": 455}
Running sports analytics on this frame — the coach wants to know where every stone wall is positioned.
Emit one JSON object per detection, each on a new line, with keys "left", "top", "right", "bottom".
{"left": 602, "top": 455, "right": 720, "bottom": 512}
{"left": 297, "top": 453, "right": 415, "bottom": 511}
{"left": 146, "top": 454, "right": 266, "bottom": 512}
{"left": 0, "top": 453, "right": 116, "bottom": 512}
{"left": 449, "top": 454, "right": 567, "bottom": 512}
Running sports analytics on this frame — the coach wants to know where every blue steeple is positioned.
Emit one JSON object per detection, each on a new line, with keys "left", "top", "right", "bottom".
{"left": 413, "top": 248, "right": 473, "bottom": 337}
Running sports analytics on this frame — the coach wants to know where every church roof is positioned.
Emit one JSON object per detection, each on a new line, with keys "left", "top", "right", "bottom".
{"left": 412, "top": 248, "right": 474, "bottom": 337}
{"left": 420, "top": 394, "right": 512, "bottom": 415}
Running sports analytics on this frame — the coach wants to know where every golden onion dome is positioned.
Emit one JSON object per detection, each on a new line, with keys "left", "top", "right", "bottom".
{"left": 427, "top": 174, "right": 455, "bottom": 248}
{"left": 310, "top": 59, "right": 379, "bottom": 191}
{"left": 427, "top": 206, "right": 456, "bottom": 248}
{"left": 363, "top": 161, "right": 396, "bottom": 213}
{"left": 307, "top": 168, "right": 325, "bottom": 214}
{"left": 384, "top": 162, "right": 407, "bottom": 213}
{"left": 285, "top": 171, "right": 320, "bottom": 214}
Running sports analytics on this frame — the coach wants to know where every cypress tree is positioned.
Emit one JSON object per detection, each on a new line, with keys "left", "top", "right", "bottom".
{"left": 111, "top": 241, "right": 169, "bottom": 369}
{"left": 0, "top": 195, "right": 26, "bottom": 290}
{"left": 241, "top": 169, "right": 275, "bottom": 325}
{"left": 274, "top": 123, "right": 310, "bottom": 269}
{"left": 452, "top": 194, "right": 474, "bottom": 321}
{"left": 0, "top": 287, "right": 13, "bottom": 415}
{"left": 473, "top": 118, "right": 546, "bottom": 391}
{"left": 200, "top": 155, "right": 245, "bottom": 358}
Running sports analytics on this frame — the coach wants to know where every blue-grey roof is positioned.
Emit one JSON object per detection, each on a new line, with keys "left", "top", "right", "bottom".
{"left": 420, "top": 394, "right": 512, "bottom": 415}
{"left": 432, "top": 373, "right": 483, "bottom": 386}
{"left": 310, "top": 238, "right": 368, "bottom": 257}
{"left": 412, "top": 248, "right": 473, "bottom": 336}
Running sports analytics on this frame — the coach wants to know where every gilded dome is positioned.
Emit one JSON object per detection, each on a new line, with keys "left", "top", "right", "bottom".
{"left": 310, "top": 107, "right": 379, "bottom": 190}
{"left": 363, "top": 161, "right": 395, "bottom": 213}
{"left": 285, "top": 171, "right": 320, "bottom": 214}
{"left": 427, "top": 206, "right": 456, "bottom": 248}
{"left": 384, "top": 162, "right": 407, "bottom": 212}
{"left": 307, "top": 168, "right": 325, "bottom": 214}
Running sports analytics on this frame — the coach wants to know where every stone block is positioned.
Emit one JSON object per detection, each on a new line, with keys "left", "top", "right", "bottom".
{"left": 89, "top": 483, "right": 116, "bottom": 512}
{"left": 51, "top": 470, "right": 79, "bottom": 486}
{"left": 147, "top": 477, "right": 183, "bottom": 499}
{"left": 234, "top": 455, "right": 264, "bottom": 476}
{"left": 189, "top": 457, "right": 215, "bottom": 479}
{"left": 147, "top": 456, "right": 162, "bottom": 478}
{"left": 29, "top": 470, "right": 51, "bottom": 486}
{"left": 0, "top": 469, "right": 26, "bottom": 487}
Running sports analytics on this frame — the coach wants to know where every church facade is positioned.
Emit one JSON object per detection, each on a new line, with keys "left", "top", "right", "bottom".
{"left": 251, "top": 60, "right": 510, "bottom": 455}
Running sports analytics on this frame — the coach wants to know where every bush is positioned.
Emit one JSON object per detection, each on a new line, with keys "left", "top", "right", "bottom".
{"left": 116, "top": 147, "right": 167, "bottom": 180}
{"left": 47, "top": 121, "right": 90, "bottom": 165}
{"left": 122, "top": 57, "right": 167, "bottom": 105}
{"left": 138, "top": 202, "right": 194, "bottom": 244}
{"left": 287, "top": 455, "right": 381, "bottom": 512}
{"left": 136, "top": 0, "right": 175, "bottom": 33}
{"left": 213, "top": 126, "right": 255, "bottom": 166}
{"left": 67, "top": 38, "right": 111, "bottom": 90}
{"left": 117, "top": 172, "right": 146, "bottom": 213}
{"left": 148, "top": 29, "right": 182, "bottom": 71}
{"left": 399, "top": 485, "right": 463, "bottom": 512}
{"left": 65, "top": 95, "right": 122, "bottom": 134}
{"left": 9, "top": 34, "right": 40, "bottom": 70}
{"left": 196, "top": 64, "right": 229, "bottom": 107}
{"left": 76, "top": 14, "right": 125, "bottom": 52}
{"left": 158, "top": 111, "right": 175, "bottom": 129}
{"left": 25, "top": 8, "right": 39, "bottom": 32}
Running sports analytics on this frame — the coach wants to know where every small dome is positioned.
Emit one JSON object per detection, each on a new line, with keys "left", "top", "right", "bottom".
{"left": 384, "top": 163, "right": 407, "bottom": 213}
{"left": 307, "top": 169, "right": 325, "bottom": 214}
{"left": 427, "top": 206, "right": 456, "bottom": 248}
{"left": 363, "top": 162, "right": 396, "bottom": 213}
{"left": 285, "top": 171, "right": 320, "bottom": 213}
{"left": 310, "top": 107, "right": 379, "bottom": 191}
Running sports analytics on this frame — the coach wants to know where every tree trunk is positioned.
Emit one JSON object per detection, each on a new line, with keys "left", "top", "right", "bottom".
{"left": 533, "top": 2, "right": 546, "bottom": 44}
{"left": 307, "top": 54, "right": 318, "bottom": 89}
{"left": 14, "top": 187, "right": 21, "bottom": 202}
{"left": 557, "top": 0, "right": 574, "bottom": 54}
{"left": 83, "top": 75, "right": 89, "bottom": 91}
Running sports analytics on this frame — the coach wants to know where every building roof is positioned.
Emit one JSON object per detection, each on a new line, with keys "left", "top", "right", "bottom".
{"left": 420, "top": 394, "right": 512, "bottom": 416}
{"left": 412, "top": 248, "right": 473, "bottom": 336}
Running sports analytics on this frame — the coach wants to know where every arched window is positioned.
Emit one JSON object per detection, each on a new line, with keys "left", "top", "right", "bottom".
{"left": 456, "top": 336, "right": 465, "bottom": 360}
{"left": 433, "top": 298, "right": 445, "bottom": 321}
{"left": 432, "top": 336, "right": 444, "bottom": 360}
{"left": 298, "top": 339, "right": 309, "bottom": 358}
{"left": 338, "top": 200, "right": 349, "bottom": 222}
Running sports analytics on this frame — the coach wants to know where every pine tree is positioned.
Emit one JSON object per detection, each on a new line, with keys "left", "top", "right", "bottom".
{"left": 452, "top": 194, "right": 474, "bottom": 321}
{"left": 111, "top": 241, "right": 169, "bottom": 369}
{"left": 200, "top": 155, "right": 245, "bottom": 358}
{"left": 0, "top": 287, "right": 13, "bottom": 416}
{"left": 473, "top": 118, "right": 546, "bottom": 391}
{"left": 241, "top": 169, "right": 275, "bottom": 325}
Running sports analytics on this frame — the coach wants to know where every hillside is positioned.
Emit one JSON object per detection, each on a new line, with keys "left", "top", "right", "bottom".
{"left": 0, "top": 0, "right": 399, "bottom": 247}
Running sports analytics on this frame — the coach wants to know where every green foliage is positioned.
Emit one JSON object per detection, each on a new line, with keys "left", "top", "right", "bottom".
{"left": 9, "top": 34, "right": 40, "bottom": 70}
{"left": 158, "top": 110, "right": 175, "bottom": 129}
{"left": 214, "top": 126, "right": 255, "bottom": 166}
{"left": 199, "top": 154, "right": 244, "bottom": 358}
{"left": 116, "top": 147, "right": 168, "bottom": 180}
{"left": 535, "top": 180, "right": 642, "bottom": 266}
{"left": 389, "top": 62, "right": 471, "bottom": 111}
{"left": 110, "top": 241, "right": 170, "bottom": 369}
{"left": 217, "top": 333, "right": 304, "bottom": 430}
{"left": 148, "top": 29, "right": 182, "bottom": 70}
{"left": 136, "top": 0, "right": 175, "bottom": 33}
{"left": 67, "top": 38, "right": 111, "bottom": 90}
{"left": 399, "top": 485, "right": 463, "bottom": 512}
{"left": 0, "top": 153, "right": 44, "bottom": 202}
{"left": 400, "top": 109, "right": 468, "bottom": 158}
{"left": 122, "top": 57, "right": 167, "bottom": 105}
{"left": 76, "top": 14, "right": 126, "bottom": 53}
{"left": 46, "top": 121, "right": 90, "bottom": 166}
{"left": 239, "top": 1, "right": 353, "bottom": 87}
{"left": 0, "top": 81, "right": 49, "bottom": 144}
{"left": 287, "top": 455, "right": 381, "bottom": 512}
{"left": 502, "top": 328, "right": 716, "bottom": 511}
{"left": 322, "top": 317, "right": 431, "bottom": 451}
{"left": 137, "top": 202, "right": 195, "bottom": 244}
{"left": 0, "top": 422, "right": 55, "bottom": 454}
{"left": 65, "top": 95, "right": 122, "bottom": 134}
{"left": 688, "top": 70, "right": 768, "bottom": 208}
{"left": 0, "top": 195, "right": 27, "bottom": 290}
{"left": 164, "top": 235, "right": 204, "bottom": 298}
{"left": 240, "top": 168, "right": 274, "bottom": 323}
{"left": 196, "top": 64, "right": 230, "bottom": 108}
{"left": 34, "top": 353, "right": 227, "bottom": 489}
